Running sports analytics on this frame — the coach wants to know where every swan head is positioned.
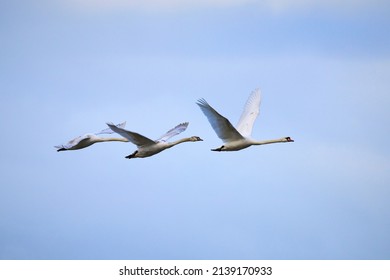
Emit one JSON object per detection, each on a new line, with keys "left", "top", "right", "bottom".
{"left": 189, "top": 136, "right": 203, "bottom": 142}
{"left": 284, "top": 137, "right": 294, "bottom": 142}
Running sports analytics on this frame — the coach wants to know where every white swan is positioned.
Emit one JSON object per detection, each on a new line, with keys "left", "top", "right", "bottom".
{"left": 106, "top": 122, "right": 203, "bottom": 158}
{"left": 55, "top": 122, "right": 129, "bottom": 152}
{"left": 196, "top": 88, "right": 294, "bottom": 152}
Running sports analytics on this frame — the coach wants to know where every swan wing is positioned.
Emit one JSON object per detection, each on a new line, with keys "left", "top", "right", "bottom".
{"left": 96, "top": 121, "right": 126, "bottom": 135}
{"left": 196, "top": 98, "right": 243, "bottom": 142}
{"left": 55, "top": 134, "right": 90, "bottom": 150}
{"left": 55, "top": 120, "right": 124, "bottom": 150}
{"left": 55, "top": 122, "right": 126, "bottom": 150}
{"left": 157, "top": 122, "right": 189, "bottom": 142}
{"left": 236, "top": 89, "right": 261, "bottom": 137}
{"left": 106, "top": 122, "right": 155, "bottom": 147}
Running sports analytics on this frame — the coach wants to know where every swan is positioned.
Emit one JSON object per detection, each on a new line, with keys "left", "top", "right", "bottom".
{"left": 55, "top": 122, "right": 129, "bottom": 152}
{"left": 106, "top": 122, "right": 203, "bottom": 158}
{"left": 196, "top": 88, "right": 294, "bottom": 152}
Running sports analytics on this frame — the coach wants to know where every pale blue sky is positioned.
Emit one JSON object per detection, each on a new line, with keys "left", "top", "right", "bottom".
{"left": 1, "top": 0, "right": 390, "bottom": 259}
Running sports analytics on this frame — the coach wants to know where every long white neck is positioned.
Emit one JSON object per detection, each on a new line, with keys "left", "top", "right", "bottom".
{"left": 251, "top": 138, "right": 289, "bottom": 145}
{"left": 96, "top": 137, "right": 129, "bottom": 143}
{"left": 167, "top": 137, "right": 194, "bottom": 148}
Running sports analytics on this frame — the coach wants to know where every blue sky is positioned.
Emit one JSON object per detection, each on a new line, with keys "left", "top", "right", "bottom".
{"left": 1, "top": 0, "right": 390, "bottom": 259}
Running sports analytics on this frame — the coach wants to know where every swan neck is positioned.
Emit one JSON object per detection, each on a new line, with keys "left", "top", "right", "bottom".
{"left": 97, "top": 137, "right": 129, "bottom": 143}
{"left": 252, "top": 138, "right": 286, "bottom": 145}
{"left": 168, "top": 137, "right": 192, "bottom": 147}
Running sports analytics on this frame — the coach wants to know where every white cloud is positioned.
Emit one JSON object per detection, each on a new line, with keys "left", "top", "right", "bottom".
{"left": 263, "top": 0, "right": 389, "bottom": 13}
{"left": 63, "top": 0, "right": 390, "bottom": 13}
{"left": 64, "top": 0, "right": 255, "bottom": 13}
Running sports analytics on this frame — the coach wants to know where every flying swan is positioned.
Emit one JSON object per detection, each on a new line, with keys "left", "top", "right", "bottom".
{"left": 55, "top": 122, "right": 129, "bottom": 152}
{"left": 196, "top": 89, "right": 294, "bottom": 152}
{"left": 106, "top": 122, "right": 203, "bottom": 158}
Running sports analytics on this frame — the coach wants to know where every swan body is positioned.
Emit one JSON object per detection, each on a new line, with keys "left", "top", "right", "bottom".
{"left": 55, "top": 122, "right": 129, "bottom": 152}
{"left": 196, "top": 89, "right": 294, "bottom": 152}
{"left": 106, "top": 122, "right": 203, "bottom": 158}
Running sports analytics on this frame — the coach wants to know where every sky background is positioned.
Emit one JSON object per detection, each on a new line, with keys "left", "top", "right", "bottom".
{"left": 1, "top": 0, "right": 390, "bottom": 259}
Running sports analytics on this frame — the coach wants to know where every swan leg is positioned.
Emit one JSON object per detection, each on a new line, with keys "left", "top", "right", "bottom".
{"left": 125, "top": 151, "right": 138, "bottom": 159}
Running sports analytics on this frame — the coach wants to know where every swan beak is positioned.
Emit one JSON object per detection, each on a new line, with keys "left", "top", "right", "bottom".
{"left": 286, "top": 137, "right": 294, "bottom": 142}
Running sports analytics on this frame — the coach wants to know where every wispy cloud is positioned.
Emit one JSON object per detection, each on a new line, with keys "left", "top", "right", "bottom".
{"left": 263, "top": 0, "right": 389, "bottom": 13}
{"left": 64, "top": 0, "right": 255, "bottom": 13}
{"left": 63, "top": 0, "right": 390, "bottom": 13}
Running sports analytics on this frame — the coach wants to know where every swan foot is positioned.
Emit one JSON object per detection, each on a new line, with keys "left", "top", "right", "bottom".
{"left": 125, "top": 151, "right": 138, "bottom": 159}
{"left": 211, "top": 146, "right": 224, "bottom": 152}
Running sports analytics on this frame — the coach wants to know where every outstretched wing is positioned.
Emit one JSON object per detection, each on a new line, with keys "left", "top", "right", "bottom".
{"left": 156, "top": 122, "right": 189, "bottom": 142}
{"left": 96, "top": 121, "right": 126, "bottom": 135}
{"left": 236, "top": 89, "right": 261, "bottom": 137}
{"left": 196, "top": 98, "right": 243, "bottom": 143}
{"left": 55, "top": 122, "right": 127, "bottom": 150}
{"left": 106, "top": 122, "right": 155, "bottom": 148}
{"left": 54, "top": 134, "right": 90, "bottom": 150}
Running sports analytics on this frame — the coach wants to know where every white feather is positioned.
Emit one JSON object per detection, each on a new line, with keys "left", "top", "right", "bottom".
{"left": 157, "top": 122, "right": 189, "bottom": 142}
{"left": 106, "top": 122, "right": 202, "bottom": 158}
{"left": 96, "top": 121, "right": 126, "bottom": 135}
{"left": 196, "top": 98, "right": 243, "bottom": 143}
{"left": 55, "top": 122, "right": 128, "bottom": 151}
{"left": 197, "top": 88, "right": 294, "bottom": 152}
{"left": 236, "top": 89, "right": 261, "bottom": 137}
{"left": 106, "top": 123, "right": 156, "bottom": 148}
